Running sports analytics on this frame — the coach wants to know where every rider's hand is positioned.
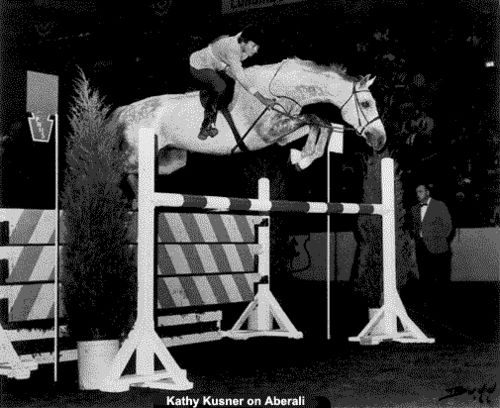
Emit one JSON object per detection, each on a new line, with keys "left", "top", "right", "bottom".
{"left": 263, "top": 96, "right": 276, "bottom": 107}
{"left": 254, "top": 92, "right": 275, "bottom": 108}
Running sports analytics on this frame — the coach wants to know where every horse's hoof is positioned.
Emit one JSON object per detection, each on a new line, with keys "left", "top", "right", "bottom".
{"left": 198, "top": 132, "right": 209, "bottom": 141}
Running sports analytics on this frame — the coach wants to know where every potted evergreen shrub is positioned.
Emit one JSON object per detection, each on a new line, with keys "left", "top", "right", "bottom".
{"left": 62, "top": 72, "right": 135, "bottom": 390}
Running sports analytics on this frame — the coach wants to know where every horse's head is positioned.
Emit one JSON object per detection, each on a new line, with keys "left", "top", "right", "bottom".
{"left": 338, "top": 75, "right": 386, "bottom": 151}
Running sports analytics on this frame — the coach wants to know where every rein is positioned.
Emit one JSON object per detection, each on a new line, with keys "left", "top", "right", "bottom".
{"left": 268, "top": 60, "right": 303, "bottom": 114}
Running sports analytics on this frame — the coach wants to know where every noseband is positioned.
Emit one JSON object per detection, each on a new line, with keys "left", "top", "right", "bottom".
{"left": 339, "top": 82, "right": 381, "bottom": 136}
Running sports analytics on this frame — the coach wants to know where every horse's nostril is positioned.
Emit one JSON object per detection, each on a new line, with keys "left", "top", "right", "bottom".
{"left": 365, "top": 131, "right": 375, "bottom": 145}
{"left": 366, "top": 130, "right": 385, "bottom": 152}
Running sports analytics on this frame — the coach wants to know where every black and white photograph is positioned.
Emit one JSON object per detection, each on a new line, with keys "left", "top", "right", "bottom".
{"left": 0, "top": 0, "right": 498, "bottom": 407}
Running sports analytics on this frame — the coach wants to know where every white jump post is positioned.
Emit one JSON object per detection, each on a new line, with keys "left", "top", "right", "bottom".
{"left": 223, "top": 178, "right": 303, "bottom": 339}
{"left": 100, "top": 128, "right": 193, "bottom": 392}
{"left": 348, "top": 159, "right": 435, "bottom": 345}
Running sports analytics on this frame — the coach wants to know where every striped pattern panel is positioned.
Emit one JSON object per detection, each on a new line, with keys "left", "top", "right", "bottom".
{"left": 156, "top": 213, "right": 263, "bottom": 243}
{"left": 157, "top": 244, "right": 258, "bottom": 276}
{"left": 1, "top": 209, "right": 264, "bottom": 245}
{"left": 1, "top": 208, "right": 266, "bottom": 319}
{"left": 0, "top": 246, "right": 56, "bottom": 283}
{"left": 0, "top": 209, "right": 264, "bottom": 245}
{"left": 0, "top": 244, "right": 258, "bottom": 281}
{"left": 154, "top": 212, "right": 264, "bottom": 309}
{"left": 0, "top": 209, "right": 64, "bottom": 245}
{"left": 0, "top": 243, "right": 259, "bottom": 319}
{"left": 127, "top": 212, "right": 264, "bottom": 243}
{"left": 0, "top": 209, "right": 62, "bottom": 323}
{"left": 157, "top": 273, "right": 259, "bottom": 309}
{"left": 0, "top": 247, "right": 66, "bottom": 323}
{"left": 0, "top": 283, "right": 55, "bottom": 322}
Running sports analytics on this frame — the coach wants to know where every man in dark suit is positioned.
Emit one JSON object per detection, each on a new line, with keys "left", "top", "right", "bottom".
{"left": 411, "top": 184, "right": 453, "bottom": 308}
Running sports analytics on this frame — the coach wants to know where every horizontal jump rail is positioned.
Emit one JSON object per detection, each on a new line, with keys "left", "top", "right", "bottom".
{"left": 152, "top": 193, "right": 385, "bottom": 215}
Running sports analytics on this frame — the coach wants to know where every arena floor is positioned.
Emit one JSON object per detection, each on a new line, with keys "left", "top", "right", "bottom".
{"left": 2, "top": 281, "right": 499, "bottom": 408}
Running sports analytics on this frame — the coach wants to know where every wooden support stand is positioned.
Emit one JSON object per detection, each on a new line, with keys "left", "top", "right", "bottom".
{"left": 223, "top": 178, "right": 302, "bottom": 340}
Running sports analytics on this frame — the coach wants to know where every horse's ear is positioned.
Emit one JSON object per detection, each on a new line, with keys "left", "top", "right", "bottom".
{"left": 359, "top": 74, "right": 376, "bottom": 88}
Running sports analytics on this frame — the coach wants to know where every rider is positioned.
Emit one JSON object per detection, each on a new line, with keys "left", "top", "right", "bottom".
{"left": 189, "top": 25, "right": 276, "bottom": 140}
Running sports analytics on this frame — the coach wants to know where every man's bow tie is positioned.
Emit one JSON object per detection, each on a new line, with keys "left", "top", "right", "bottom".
{"left": 420, "top": 203, "right": 428, "bottom": 207}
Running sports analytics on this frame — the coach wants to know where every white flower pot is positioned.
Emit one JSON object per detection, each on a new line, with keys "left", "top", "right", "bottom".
{"left": 77, "top": 339, "right": 119, "bottom": 390}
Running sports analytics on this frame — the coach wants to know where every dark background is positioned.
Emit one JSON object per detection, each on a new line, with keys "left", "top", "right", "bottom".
{"left": 0, "top": 0, "right": 499, "bottom": 228}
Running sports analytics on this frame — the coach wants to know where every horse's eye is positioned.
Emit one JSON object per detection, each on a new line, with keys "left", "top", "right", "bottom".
{"left": 361, "top": 101, "right": 371, "bottom": 109}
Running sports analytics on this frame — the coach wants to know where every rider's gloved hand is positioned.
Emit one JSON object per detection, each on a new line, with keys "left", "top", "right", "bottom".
{"left": 254, "top": 92, "right": 276, "bottom": 107}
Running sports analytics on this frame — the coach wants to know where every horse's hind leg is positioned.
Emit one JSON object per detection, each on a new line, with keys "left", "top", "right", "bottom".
{"left": 158, "top": 147, "right": 187, "bottom": 175}
{"left": 127, "top": 173, "right": 138, "bottom": 196}
{"left": 120, "top": 147, "right": 187, "bottom": 209}
{"left": 118, "top": 173, "right": 139, "bottom": 209}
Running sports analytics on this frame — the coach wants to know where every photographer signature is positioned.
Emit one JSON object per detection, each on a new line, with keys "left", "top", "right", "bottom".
{"left": 439, "top": 382, "right": 497, "bottom": 404}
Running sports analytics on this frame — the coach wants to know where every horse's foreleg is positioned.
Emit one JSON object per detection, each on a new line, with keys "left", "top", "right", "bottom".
{"left": 261, "top": 114, "right": 309, "bottom": 144}
{"left": 289, "top": 126, "right": 319, "bottom": 168}
{"left": 310, "top": 127, "right": 330, "bottom": 160}
{"left": 273, "top": 113, "right": 327, "bottom": 146}
{"left": 302, "top": 126, "right": 319, "bottom": 156}
{"left": 264, "top": 114, "right": 330, "bottom": 170}
{"left": 300, "top": 113, "right": 330, "bottom": 128}
{"left": 277, "top": 126, "right": 310, "bottom": 146}
{"left": 292, "top": 127, "right": 331, "bottom": 171}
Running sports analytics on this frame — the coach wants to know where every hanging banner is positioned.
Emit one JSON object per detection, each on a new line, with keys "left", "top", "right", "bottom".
{"left": 26, "top": 71, "right": 59, "bottom": 143}
{"left": 221, "top": 0, "right": 305, "bottom": 14}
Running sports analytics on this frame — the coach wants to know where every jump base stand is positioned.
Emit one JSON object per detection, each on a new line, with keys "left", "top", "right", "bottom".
{"left": 348, "top": 302, "right": 435, "bottom": 345}
{"left": 100, "top": 321, "right": 193, "bottom": 392}
{"left": 223, "top": 282, "right": 303, "bottom": 340}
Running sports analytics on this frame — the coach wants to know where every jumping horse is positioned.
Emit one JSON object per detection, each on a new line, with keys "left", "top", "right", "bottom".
{"left": 106, "top": 58, "right": 386, "bottom": 189}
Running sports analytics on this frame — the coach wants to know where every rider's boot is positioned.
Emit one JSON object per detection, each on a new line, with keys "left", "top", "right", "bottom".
{"left": 198, "top": 110, "right": 218, "bottom": 140}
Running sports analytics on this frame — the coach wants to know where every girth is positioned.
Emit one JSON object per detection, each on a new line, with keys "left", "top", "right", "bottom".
{"left": 221, "top": 108, "right": 250, "bottom": 154}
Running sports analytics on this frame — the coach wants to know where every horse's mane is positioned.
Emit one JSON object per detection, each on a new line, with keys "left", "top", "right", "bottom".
{"left": 288, "top": 58, "right": 359, "bottom": 82}
{"left": 251, "top": 57, "right": 358, "bottom": 83}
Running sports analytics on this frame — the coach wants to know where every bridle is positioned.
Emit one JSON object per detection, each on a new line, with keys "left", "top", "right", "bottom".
{"left": 267, "top": 61, "right": 382, "bottom": 136}
{"left": 339, "top": 82, "right": 382, "bottom": 136}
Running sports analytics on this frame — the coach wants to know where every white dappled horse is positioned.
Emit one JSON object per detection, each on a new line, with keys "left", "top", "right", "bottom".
{"left": 107, "top": 58, "right": 386, "bottom": 187}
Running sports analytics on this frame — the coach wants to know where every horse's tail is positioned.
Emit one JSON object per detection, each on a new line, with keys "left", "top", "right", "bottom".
{"left": 105, "top": 106, "right": 138, "bottom": 200}
{"left": 105, "top": 105, "right": 130, "bottom": 152}
{"left": 105, "top": 105, "right": 125, "bottom": 135}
